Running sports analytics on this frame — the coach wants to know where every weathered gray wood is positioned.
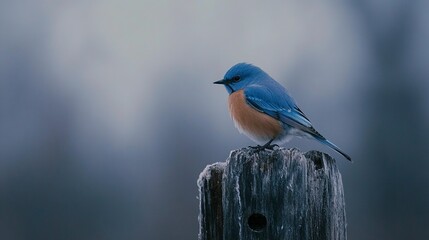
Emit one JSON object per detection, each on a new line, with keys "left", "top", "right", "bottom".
{"left": 198, "top": 162, "right": 226, "bottom": 240}
{"left": 197, "top": 148, "right": 347, "bottom": 240}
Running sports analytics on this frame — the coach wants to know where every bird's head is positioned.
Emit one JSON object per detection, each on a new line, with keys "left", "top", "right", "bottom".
{"left": 214, "top": 63, "right": 267, "bottom": 94}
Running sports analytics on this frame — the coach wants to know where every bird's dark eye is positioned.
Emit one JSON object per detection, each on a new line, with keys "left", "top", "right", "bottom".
{"left": 232, "top": 76, "right": 241, "bottom": 82}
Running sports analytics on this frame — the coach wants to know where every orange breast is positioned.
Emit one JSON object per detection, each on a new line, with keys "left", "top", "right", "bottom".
{"left": 228, "top": 90, "right": 282, "bottom": 141}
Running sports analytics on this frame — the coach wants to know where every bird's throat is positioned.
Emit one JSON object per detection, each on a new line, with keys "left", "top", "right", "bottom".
{"left": 226, "top": 84, "right": 235, "bottom": 94}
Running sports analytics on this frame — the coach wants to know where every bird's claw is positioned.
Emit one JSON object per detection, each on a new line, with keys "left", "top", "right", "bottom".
{"left": 248, "top": 144, "right": 279, "bottom": 153}
{"left": 266, "top": 144, "right": 279, "bottom": 150}
{"left": 248, "top": 145, "right": 261, "bottom": 149}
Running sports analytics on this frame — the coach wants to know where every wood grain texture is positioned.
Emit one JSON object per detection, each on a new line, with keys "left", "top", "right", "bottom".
{"left": 198, "top": 148, "right": 347, "bottom": 240}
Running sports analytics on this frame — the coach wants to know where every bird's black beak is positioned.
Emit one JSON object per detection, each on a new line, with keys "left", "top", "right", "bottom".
{"left": 214, "top": 78, "right": 235, "bottom": 93}
{"left": 213, "top": 79, "right": 227, "bottom": 85}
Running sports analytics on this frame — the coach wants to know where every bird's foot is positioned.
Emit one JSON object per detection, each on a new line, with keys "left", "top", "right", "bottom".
{"left": 248, "top": 143, "right": 279, "bottom": 153}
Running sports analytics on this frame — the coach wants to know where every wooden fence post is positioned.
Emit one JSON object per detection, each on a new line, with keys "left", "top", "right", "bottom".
{"left": 197, "top": 148, "right": 347, "bottom": 240}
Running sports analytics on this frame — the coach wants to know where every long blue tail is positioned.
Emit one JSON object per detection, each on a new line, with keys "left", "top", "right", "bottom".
{"left": 318, "top": 138, "right": 352, "bottom": 161}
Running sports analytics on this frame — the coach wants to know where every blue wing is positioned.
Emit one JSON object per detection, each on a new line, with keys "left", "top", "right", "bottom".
{"left": 244, "top": 84, "right": 352, "bottom": 161}
{"left": 244, "top": 84, "right": 315, "bottom": 133}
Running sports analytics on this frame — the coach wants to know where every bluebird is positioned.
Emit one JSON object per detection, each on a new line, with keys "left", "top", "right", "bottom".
{"left": 214, "top": 63, "right": 351, "bottom": 161}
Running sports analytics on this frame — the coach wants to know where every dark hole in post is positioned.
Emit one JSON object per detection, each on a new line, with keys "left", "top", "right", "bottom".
{"left": 248, "top": 213, "right": 267, "bottom": 232}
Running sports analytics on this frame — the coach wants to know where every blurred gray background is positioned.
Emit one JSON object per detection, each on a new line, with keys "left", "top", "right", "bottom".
{"left": 1, "top": 1, "right": 428, "bottom": 239}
